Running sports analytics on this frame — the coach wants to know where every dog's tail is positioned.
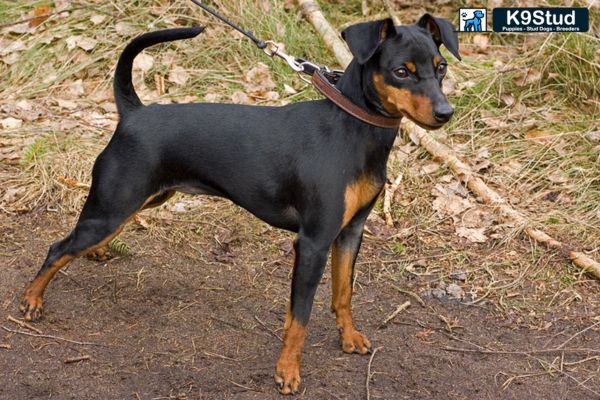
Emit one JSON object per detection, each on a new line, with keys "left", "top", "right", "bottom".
{"left": 114, "top": 27, "right": 204, "bottom": 116}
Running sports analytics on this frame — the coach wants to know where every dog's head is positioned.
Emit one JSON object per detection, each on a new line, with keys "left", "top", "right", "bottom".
{"left": 342, "top": 15, "right": 461, "bottom": 130}
{"left": 474, "top": 10, "right": 485, "bottom": 19}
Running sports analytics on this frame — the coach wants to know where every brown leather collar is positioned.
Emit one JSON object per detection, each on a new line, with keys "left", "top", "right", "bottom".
{"left": 311, "top": 70, "right": 402, "bottom": 129}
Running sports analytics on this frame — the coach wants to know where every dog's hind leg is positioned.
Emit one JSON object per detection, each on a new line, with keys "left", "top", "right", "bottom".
{"left": 19, "top": 151, "right": 158, "bottom": 321}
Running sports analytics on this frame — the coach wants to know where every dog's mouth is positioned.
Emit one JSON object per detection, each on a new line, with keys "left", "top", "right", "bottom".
{"left": 398, "top": 110, "right": 446, "bottom": 130}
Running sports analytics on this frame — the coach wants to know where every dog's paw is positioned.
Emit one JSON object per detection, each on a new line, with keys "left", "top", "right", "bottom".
{"left": 86, "top": 246, "right": 113, "bottom": 262}
{"left": 275, "top": 359, "right": 301, "bottom": 395}
{"left": 18, "top": 291, "right": 43, "bottom": 322}
{"left": 340, "top": 326, "right": 372, "bottom": 354}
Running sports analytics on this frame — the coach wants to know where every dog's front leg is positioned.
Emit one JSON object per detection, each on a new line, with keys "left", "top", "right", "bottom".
{"left": 275, "top": 235, "right": 329, "bottom": 395}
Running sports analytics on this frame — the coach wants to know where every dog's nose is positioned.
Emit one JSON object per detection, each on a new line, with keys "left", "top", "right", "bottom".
{"left": 433, "top": 105, "right": 454, "bottom": 123}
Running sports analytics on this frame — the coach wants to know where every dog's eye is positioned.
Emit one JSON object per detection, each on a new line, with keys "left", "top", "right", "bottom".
{"left": 437, "top": 63, "right": 447, "bottom": 76}
{"left": 393, "top": 67, "right": 408, "bottom": 79}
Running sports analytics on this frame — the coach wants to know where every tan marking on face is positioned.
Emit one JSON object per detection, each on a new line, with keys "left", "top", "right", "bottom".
{"left": 343, "top": 176, "right": 382, "bottom": 227}
{"left": 405, "top": 61, "right": 416, "bottom": 73}
{"left": 372, "top": 73, "right": 437, "bottom": 126}
{"left": 433, "top": 55, "right": 441, "bottom": 67}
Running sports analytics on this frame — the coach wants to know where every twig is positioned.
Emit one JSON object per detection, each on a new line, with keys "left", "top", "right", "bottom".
{"left": 383, "top": 173, "right": 403, "bottom": 227}
{"left": 7, "top": 315, "right": 43, "bottom": 334}
{"left": 390, "top": 284, "right": 426, "bottom": 307}
{"left": 366, "top": 346, "right": 383, "bottom": 400}
{"left": 0, "top": 344, "right": 11, "bottom": 349}
{"left": 64, "top": 355, "right": 91, "bottom": 364}
{"left": 254, "top": 315, "right": 282, "bottom": 342}
{"left": 379, "top": 301, "right": 410, "bottom": 328}
{"left": 441, "top": 346, "right": 600, "bottom": 355}
{"left": 2, "top": 326, "right": 104, "bottom": 346}
{"left": 557, "top": 320, "right": 600, "bottom": 349}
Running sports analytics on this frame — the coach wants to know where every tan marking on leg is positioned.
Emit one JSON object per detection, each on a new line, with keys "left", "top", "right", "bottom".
{"left": 405, "top": 61, "right": 416, "bottom": 73}
{"left": 331, "top": 245, "right": 371, "bottom": 354}
{"left": 19, "top": 193, "right": 160, "bottom": 321}
{"left": 343, "top": 176, "right": 381, "bottom": 227}
{"left": 372, "top": 73, "right": 437, "bottom": 127}
{"left": 433, "top": 55, "right": 441, "bottom": 67}
{"left": 275, "top": 319, "right": 305, "bottom": 394}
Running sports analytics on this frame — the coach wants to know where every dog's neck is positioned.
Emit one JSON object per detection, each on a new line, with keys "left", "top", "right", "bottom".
{"left": 335, "top": 59, "right": 394, "bottom": 119}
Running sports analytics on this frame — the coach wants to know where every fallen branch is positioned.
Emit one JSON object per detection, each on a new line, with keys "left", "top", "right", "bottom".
{"left": 0, "top": 344, "right": 10, "bottom": 349}
{"left": 7, "top": 315, "right": 43, "bottom": 334}
{"left": 379, "top": 300, "right": 410, "bottom": 328}
{"left": 64, "top": 355, "right": 91, "bottom": 364}
{"left": 297, "top": 0, "right": 353, "bottom": 68}
{"left": 297, "top": 0, "right": 600, "bottom": 279}
{"left": 383, "top": 173, "right": 403, "bottom": 227}
{"left": 2, "top": 326, "right": 104, "bottom": 346}
{"left": 366, "top": 346, "right": 382, "bottom": 400}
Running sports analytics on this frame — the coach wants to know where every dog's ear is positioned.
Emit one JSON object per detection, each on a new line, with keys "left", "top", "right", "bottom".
{"left": 341, "top": 18, "right": 396, "bottom": 64}
{"left": 417, "top": 14, "right": 461, "bottom": 61}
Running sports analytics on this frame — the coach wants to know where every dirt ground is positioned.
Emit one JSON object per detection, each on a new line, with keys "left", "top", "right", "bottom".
{"left": 1, "top": 207, "right": 599, "bottom": 400}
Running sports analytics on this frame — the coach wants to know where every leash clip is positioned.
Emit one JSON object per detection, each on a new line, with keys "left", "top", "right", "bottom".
{"left": 264, "top": 41, "right": 304, "bottom": 72}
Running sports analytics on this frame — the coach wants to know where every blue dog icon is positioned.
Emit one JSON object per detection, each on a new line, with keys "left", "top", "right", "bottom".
{"left": 463, "top": 10, "right": 485, "bottom": 31}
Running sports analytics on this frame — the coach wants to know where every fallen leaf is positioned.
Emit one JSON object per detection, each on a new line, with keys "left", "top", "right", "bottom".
{"left": 586, "top": 130, "right": 600, "bottom": 142}
{"left": 244, "top": 62, "right": 276, "bottom": 98}
{"left": 231, "top": 91, "right": 250, "bottom": 104}
{"left": 548, "top": 170, "right": 569, "bottom": 184}
{"left": 514, "top": 68, "right": 542, "bottom": 86}
{"left": 432, "top": 186, "right": 472, "bottom": 216}
{"left": 420, "top": 162, "right": 440, "bottom": 175}
{"left": 456, "top": 226, "right": 487, "bottom": 243}
{"left": 473, "top": 34, "right": 489, "bottom": 52}
{"left": 525, "top": 129, "right": 552, "bottom": 144}
{"left": 57, "top": 99, "right": 78, "bottom": 110}
{"left": 1, "top": 117, "right": 23, "bottom": 129}
{"left": 133, "top": 53, "right": 154, "bottom": 72}
{"left": 500, "top": 93, "right": 515, "bottom": 107}
{"left": 204, "top": 92, "right": 220, "bottom": 103}
{"left": 28, "top": 5, "right": 50, "bottom": 28}
{"left": 283, "top": 84, "right": 297, "bottom": 95}
{"left": 0, "top": 39, "right": 25, "bottom": 56}
{"left": 168, "top": 65, "right": 190, "bottom": 86}
{"left": 115, "top": 22, "right": 136, "bottom": 36}
{"left": 65, "top": 36, "right": 97, "bottom": 51}
{"left": 90, "top": 14, "right": 105, "bottom": 25}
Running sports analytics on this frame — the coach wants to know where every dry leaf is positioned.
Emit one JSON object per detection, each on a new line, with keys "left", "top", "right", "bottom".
{"left": 0, "top": 39, "right": 25, "bottom": 56}
{"left": 473, "top": 34, "right": 489, "bottom": 52}
{"left": 548, "top": 170, "right": 569, "bottom": 184}
{"left": 1, "top": 117, "right": 23, "bottom": 129}
{"left": 115, "top": 22, "right": 136, "bottom": 36}
{"left": 420, "top": 162, "right": 440, "bottom": 175}
{"left": 244, "top": 62, "right": 276, "bottom": 98}
{"left": 432, "top": 186, "right": 472, "bottom": 216}
{"left": 514, "top": 68, "right": 542, "bottom": 86}
{"left": 57, "top": 99, "right": 78, "bottom": 110}
{"left": 204, "top": 92, "right": 220, "bottom": 103}
{"left": 525, "top": 129, "right": 552, "bottom": 144}
{"left": 29, "top": 5, "right": 50, "bottom": 28}
{"left": 456, "top": 226, "right": 487, "bottom": 243}
{"left": 168, "top": 65, "right": 190, "bottom": 86}
{"left": 90, "top": 14, "right": 105, "bottom": 25}
{"left": 500, "top": 93, "right": 515, "bottom": 107}
{"left": 133, "top": 53, "right": 154, "bottom": 72}
{"left": 283, "top": 84, "right": 297, "bottom": 95}
{"left": 231, "top": 91, "right": 250, "bottom": 104}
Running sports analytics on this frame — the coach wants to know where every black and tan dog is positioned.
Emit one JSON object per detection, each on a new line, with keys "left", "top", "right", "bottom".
{"left": 19, "top": 14, "right": 460, "bottom": 394}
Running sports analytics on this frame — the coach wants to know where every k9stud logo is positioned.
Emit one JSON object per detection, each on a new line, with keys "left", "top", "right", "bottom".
{"left": 458, "top": 9, "right": 488, "bottom": 32}
{"left": 493, "top": 8, "right": 589, "bottom": 32}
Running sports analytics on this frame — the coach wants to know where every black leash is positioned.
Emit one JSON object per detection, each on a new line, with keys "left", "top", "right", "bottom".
{"left": 190, "top": 0, "right": 266, "bottom": 49}
{"left": 190, "top": 0, "right": 344, "bottom": 84}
